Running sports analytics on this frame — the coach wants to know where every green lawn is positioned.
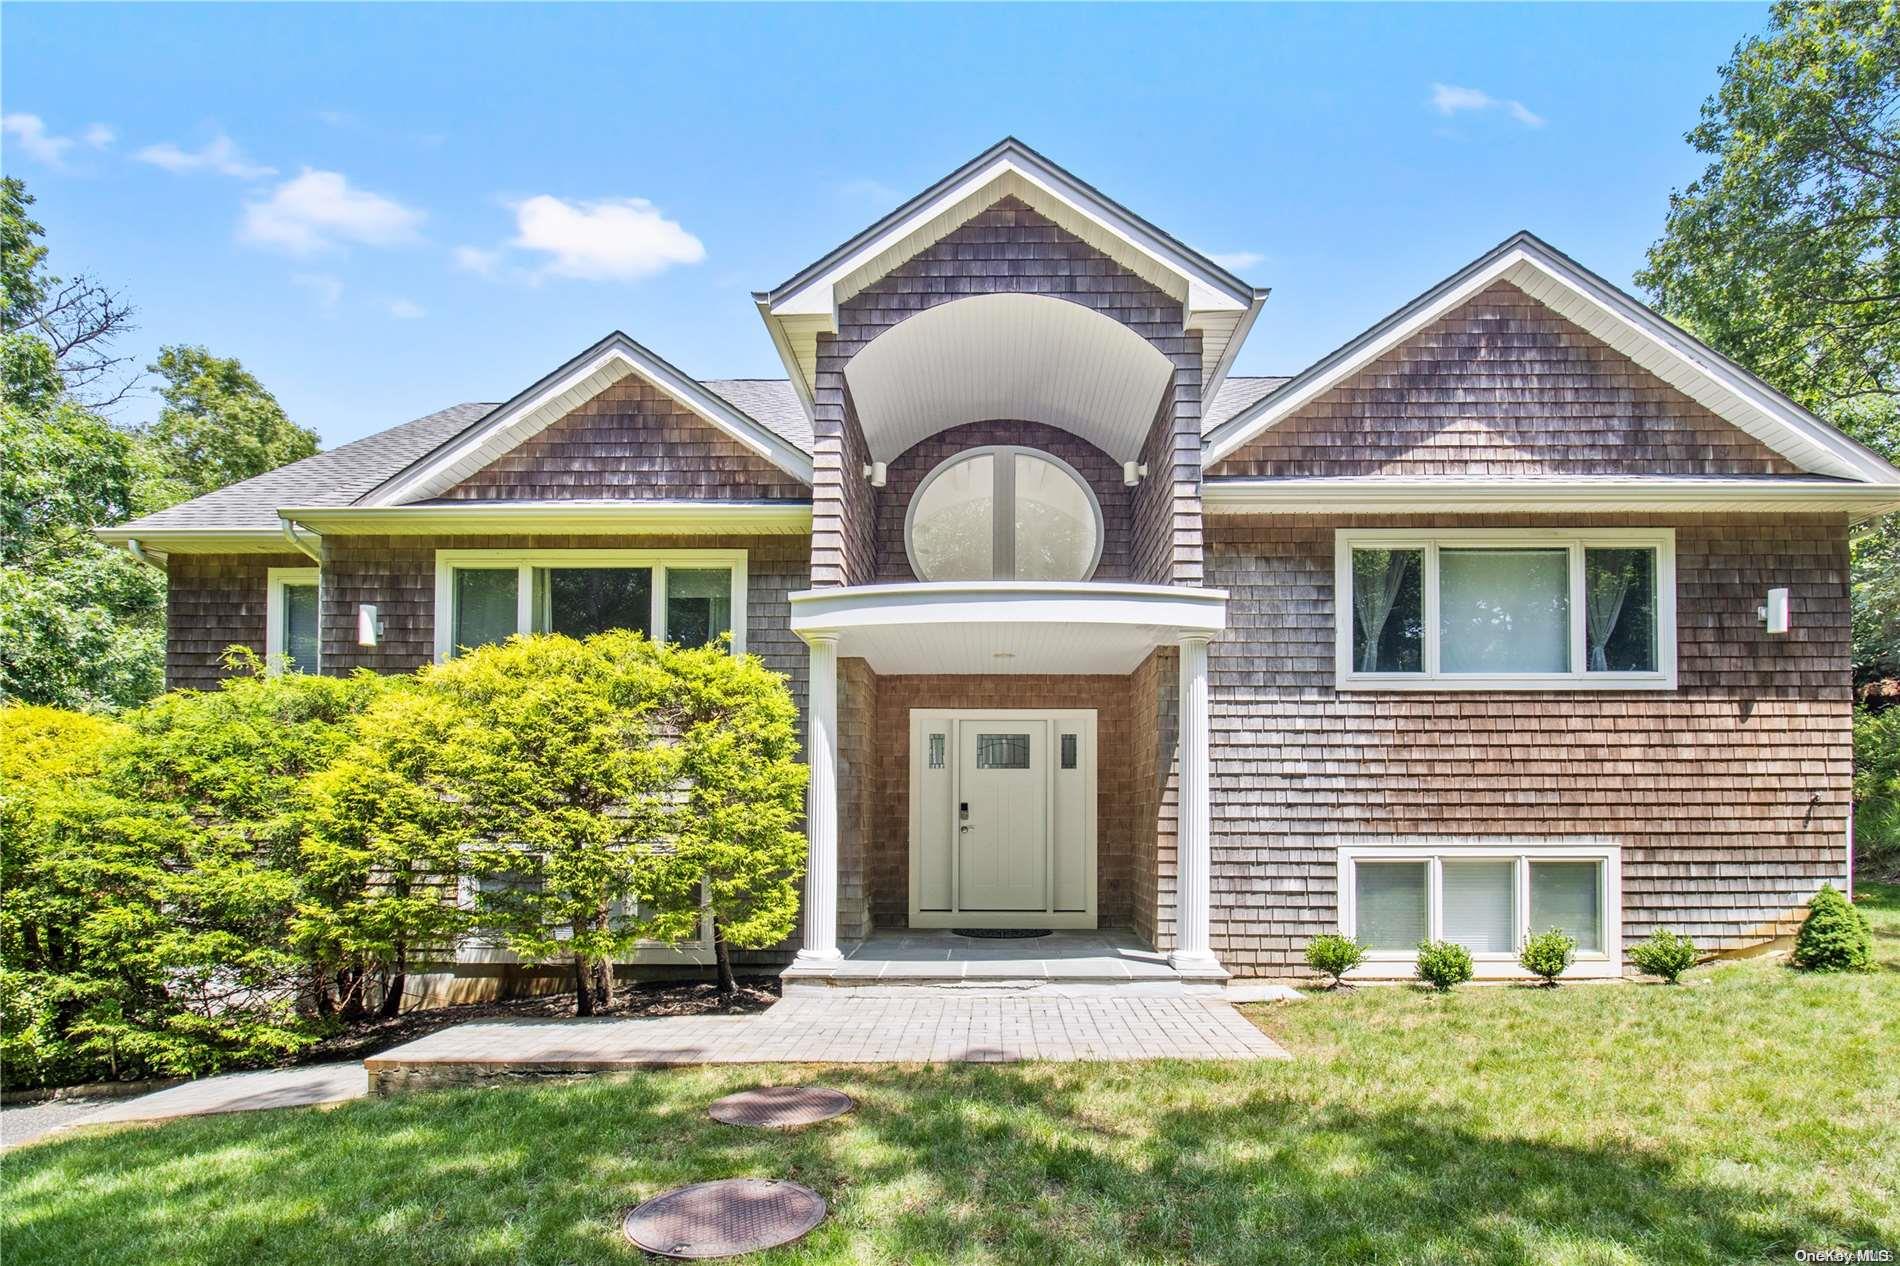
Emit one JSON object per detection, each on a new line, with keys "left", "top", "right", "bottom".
{"left": 6, "top": 886, "right": 1897, "bottom": 1266}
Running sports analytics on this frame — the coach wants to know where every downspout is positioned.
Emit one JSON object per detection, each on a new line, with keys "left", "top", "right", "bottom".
{"left": 124, "top": 539, "right": 166, "bottom": 571}
{"left": 281, "top": 516, "right": 322, "bottom": 563}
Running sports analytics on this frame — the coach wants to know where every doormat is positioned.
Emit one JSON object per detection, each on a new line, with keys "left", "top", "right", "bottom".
{"left": 952, "top": 928, "right": 1052, "bottom": 939}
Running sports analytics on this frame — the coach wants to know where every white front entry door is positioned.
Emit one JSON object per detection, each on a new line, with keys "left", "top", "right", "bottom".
{"left": 909, "top": 709, "right": 1097, "bottom": 928}
{"left": 959, "top": 722, "right": 1049, "bottom": 911}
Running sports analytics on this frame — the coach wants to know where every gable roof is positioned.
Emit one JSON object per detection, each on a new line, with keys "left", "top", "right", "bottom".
{"left": 754, "top": 137, "right": 1268, "bottom": 417}
{"left": 359, "top": 332, "right": 814, "bottom": 506}
{"left": 1201, "top": 232, "right": 1900, "bottom": 486}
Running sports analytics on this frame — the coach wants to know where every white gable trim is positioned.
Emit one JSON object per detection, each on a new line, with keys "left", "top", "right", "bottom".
{"left": 755, "top": 139, "right": 1266, "bottom": 418}
{"left": 360, "top": 333, "right": 812, "bottom": 507}
{"left": 1202, "top": 234, "right": 1900, "bottom": 486}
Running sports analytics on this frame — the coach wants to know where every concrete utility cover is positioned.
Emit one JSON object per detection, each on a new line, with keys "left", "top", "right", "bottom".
{"left": 622, "top": 1179, "right": 827, "bottom": 1259}
{"left": 708, "top": 1085, "right": 855, "bottom": 1130}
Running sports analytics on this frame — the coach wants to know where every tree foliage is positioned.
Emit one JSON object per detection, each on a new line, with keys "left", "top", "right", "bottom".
{"left": 1791, "top": 883, "right": 1876, "bottom": 971}
{"left": 0, "top": 178, "right": 311, "bottom": 713}
{"left": 1640, "top": 0, "right": 1900, "bottom": 443}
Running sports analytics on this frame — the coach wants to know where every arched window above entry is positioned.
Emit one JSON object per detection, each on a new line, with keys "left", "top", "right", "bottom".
{"left": 905, "top": 446, "right": 1103, "bottom": 582}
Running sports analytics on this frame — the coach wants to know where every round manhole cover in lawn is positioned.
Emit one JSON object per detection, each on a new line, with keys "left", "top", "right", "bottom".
{"left": 951, "top": 927, "right": 1052, "bottom": 939}
{"left": 708, "top": 1085, "right": 855, "bottom": 1130}
{"left": 622, "top": 1179, "right": 826, "bottom": 1259}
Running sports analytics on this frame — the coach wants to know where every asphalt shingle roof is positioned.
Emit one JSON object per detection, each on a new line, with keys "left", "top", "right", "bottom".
{"left": 114, "top": 374, "right": 1287, "bottom": 534}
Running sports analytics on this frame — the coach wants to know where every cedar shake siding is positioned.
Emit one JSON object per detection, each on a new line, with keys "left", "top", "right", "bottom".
{"left": 1202, "top": 512, "right": 1853, "bottom": 977}
{"left": 874, "top": 420, "right": 1134, "bottom": 582}
{"left": 810, "top": 196, "right": 1205, "bottom": 588}
{"left": 440, "top": 377, "right": 809, "bottom": 502}
{"left": 1209, "top": 281, "right": 1802, "bottom": 479}
{"left": 317, "top": 533, "right": 810, "bottom": 696}
{"left": 164, "top": 553, "right": 311, "bottom": 690}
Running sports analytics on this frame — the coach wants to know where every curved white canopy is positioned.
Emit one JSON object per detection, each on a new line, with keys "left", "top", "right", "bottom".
{"left": 844, "top": 293, "right": 1174, "bottom": 464}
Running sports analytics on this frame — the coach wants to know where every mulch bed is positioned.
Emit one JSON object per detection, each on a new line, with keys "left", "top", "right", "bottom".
{"left": 306, "top": 977, "right": 782, "bottom": 1063}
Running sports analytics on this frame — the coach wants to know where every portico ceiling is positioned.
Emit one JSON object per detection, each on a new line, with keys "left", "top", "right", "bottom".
{"left": 845, "top": 293, "right": 1174, "bottom": 464}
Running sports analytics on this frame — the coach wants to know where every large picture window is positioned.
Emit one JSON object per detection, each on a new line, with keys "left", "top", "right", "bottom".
{"left": 1337, "top": 841, "right": 1622, "bottom": 978}
{"left": 1335, "top": 529, "right": 1675, "bottom": 689}
{"left": 433, "top": 549, "right": 746, "bottom": 662}
{"left": 906, "top": 445, "right": 1104, "bottom": 582}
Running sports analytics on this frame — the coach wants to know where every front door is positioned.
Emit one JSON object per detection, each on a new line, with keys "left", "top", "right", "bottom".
{"left": 909, "top": 709, "right": 1097, "bottom": 928}
{"left": 959, "top": 722, "right": 1049, "bottom": 911}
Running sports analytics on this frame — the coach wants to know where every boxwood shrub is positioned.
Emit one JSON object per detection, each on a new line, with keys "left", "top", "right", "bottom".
{"left": 1414, "top": 939, "right": 1473, "bottom": 991}
{"left": 1518, "top": 930, "right": 1576, "bottom": 986}
{"left": 1630, "top": 929, "right": 1698, "bottom": 983}
{"left": 1304, "top": 934, "right": 1366, "bottom": 988}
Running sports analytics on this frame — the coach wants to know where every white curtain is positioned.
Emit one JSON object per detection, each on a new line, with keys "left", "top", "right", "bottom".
{"left": 1442, "top": 860, "right": 1516, "bottom": 953}
{"left": 1585, "top": 549, "right": 1641, "bottom": 672}
{"left": 1352, "top": 550, "right": 1415, "bottom": 672}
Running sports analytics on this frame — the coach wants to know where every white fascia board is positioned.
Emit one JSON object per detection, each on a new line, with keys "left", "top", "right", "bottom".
{"left": 93, "top": 527, "right": 289, "bottom": 554}
{"left": 1201, "top": 236, "right": 1900, "bottom": 486}
{"left": 788, "top": 580, "right": 1229, "bottom": 637}
{"left": 277, "top": 501, "right": 812, "bottom": 536}
{"left": 1203, "top": 477, "right": 1900, "bottom": 521}
{"left": 364, "top": 336, "right": 812, "bottom": 507}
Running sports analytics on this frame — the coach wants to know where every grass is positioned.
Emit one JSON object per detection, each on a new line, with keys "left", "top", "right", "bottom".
{"left": 5, "top": 885, "right": 1897, "bottom": 1266}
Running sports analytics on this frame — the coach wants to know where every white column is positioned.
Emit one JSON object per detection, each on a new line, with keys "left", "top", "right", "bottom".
{"left": 1171, "top": 633, "right": 1224, "bottom": 977}
{"left": 795, "top": 633, "right": 843, "bottom": 964}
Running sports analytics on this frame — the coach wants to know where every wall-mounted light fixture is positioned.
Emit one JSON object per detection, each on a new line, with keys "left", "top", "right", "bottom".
{"left": 862, "top": 461, "right": 888, "bottom": 488}
{"left": 357, "top": 603, "right": 384, "bottom": 647}
{"left": 1122, "top": 461, "right": 1148, "bottom": 488}
{"left": 1759, "top": 587, "right": 1791, "bottom": 636}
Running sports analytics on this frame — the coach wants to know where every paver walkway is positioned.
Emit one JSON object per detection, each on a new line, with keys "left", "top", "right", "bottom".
{"left": 367, "top": 994, "right": 1288, "bottom": 1091}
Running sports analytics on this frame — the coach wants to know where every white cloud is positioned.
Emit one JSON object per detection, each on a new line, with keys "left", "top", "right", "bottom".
{"left": 452, "top": 244, "right": 502, "bottom": 277}
{"left": 1428, "top": 82, "right": 1545, "bottom": 129}
{"left": 508, "top": 194, "right": 704, "bottom": 281}
{"left": 1208, "top": 250, "right": 1265, "bottom": 271}
{"left": 136, "top": 134, "right": 276, "bottom": 180}
{"left": 384, "top": 298, "right": 425, "bottom": 319}
{"left": 291, "top": 272, "right": 344, "bottom": 310}
{"left": 241, "top": 169, "right": 424, "bottom": 254}
{"left": 3, "top": 114, "right": 75, "bottom": 166}
{"left": 83, "top": 123, "right": 116, "bottom": 150}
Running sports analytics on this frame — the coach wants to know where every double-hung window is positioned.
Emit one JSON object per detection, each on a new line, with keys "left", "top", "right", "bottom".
{"left": 1338, "top": 841, "right": 1621, "bottom": 978}
{"left": 433, "top": 549, "right": 747, "bottom": 661}
{"left": 266, "top": 566, "right": 321, "bottom": 674}
{"left": 1335, "top": 528, "right": 1675, "bottom": 689}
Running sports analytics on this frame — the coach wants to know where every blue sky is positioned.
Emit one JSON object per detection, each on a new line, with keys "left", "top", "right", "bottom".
{"left": 4, "top": 3, "right": 1767, "bottom": 448}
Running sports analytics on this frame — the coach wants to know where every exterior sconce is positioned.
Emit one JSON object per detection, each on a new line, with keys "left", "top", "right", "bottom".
{"left": 1759, "top": 587, "right": 1790, "bottom": 635}
{"left": 862, "top": 461, "right": 888, "bottom": 488}
{"left": 1122, "top": 461, "right": 1148, "bottom": 487}
{"left": 357, "top": 603, "right": 383, "bottom": 647}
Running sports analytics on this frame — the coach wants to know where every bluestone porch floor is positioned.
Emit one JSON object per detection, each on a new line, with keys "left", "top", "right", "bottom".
{"left": 787, "top": 928, "right": 1183, "bottom": 984}
{"left": 364, "top": 994, "right": 1288, "bottom": 1090}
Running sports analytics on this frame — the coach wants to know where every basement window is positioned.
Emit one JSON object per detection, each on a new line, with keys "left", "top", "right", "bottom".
{"left": 1335, "top": 528, "right": 1675, "bottom": 690}
{"left": 1336, "top": 841, "right": 1622, "bottom": 978}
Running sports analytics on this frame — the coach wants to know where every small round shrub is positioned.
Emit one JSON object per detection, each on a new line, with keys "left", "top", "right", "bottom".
{"left": 1518, "top": 929, "right": 1576, "bottom": 986}
{"left": 1414, "top": 940, "right": 1473, "bottom": 992}
{"left": 1304, "top": 934, "right": 1366, "bottom": 988}
{"left": 1791, "top": 884, "right": 1874, "bottom": 973}
{"left": 1629, "top": 929, "right": 1698, "bottom": 983}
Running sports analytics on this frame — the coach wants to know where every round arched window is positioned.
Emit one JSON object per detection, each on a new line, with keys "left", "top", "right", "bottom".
{"left": 905, "top": 446, "right": 1104, "bottom": 582}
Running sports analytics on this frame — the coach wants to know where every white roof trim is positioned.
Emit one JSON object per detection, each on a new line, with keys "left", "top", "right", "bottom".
{"left": 1204, "top": 476, "right": 1900, "bottom": 522}
{"left": 360, "top": 333, "right": 813, "bottom": 507}
{"left": 93, "top": 527, "right": 292, "bottom": 556}
{"left": 276, "top": 501, "right": 812, "bottom": 536}
{"left": 1201, "top": 233, "right": 1900, "bottom": 486}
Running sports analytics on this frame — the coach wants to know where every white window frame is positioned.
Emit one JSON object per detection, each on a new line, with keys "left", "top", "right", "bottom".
{"left": 432, "top": 548, "right": 747, "bottom": 663}
{"left": 265, "top": 566, "right": 320, "bottom": 675}
{"left": 1336, "top": 838, "right": 1622, "bottom": 979}
{"left": 904, "top": 444, "right": 1106, "bottom": 582}
{"left": 1334, "top": 527, "right": 1677, "bottom": 691}
{"left": 453, "top": 863, "right": 714, "bottom": 966}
